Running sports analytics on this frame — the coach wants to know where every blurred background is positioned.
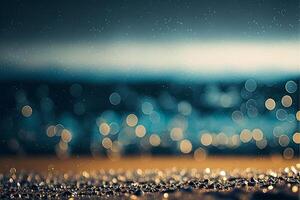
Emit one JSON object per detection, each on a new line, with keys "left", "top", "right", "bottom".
{"left": 0, "top": 0, "right": 299, "bottom": 160}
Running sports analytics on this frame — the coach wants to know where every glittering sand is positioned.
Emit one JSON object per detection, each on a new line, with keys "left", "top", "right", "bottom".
{"left": 0, "top": 156, "right": 299, "bottom": 199}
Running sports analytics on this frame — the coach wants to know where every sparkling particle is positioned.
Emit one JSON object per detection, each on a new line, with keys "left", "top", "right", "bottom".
{"left": 0, "top": 167, "right": 298, "bottom": 198}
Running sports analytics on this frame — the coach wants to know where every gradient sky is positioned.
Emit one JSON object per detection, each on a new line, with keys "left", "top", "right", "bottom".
{"left": 1, "top": 0, "right": 299, "bottom": 40}
{"left": 0, "top": 0, "right": 299, "bottom": 80}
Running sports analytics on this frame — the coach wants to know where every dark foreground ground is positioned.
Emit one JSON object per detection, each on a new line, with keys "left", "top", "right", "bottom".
{"left": 0, "top": 156, "right": 299, "bottom": 199}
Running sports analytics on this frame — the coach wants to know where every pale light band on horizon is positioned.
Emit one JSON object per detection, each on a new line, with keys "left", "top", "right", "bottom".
{"left": 0, "top": 40, "right": 299, "bottom": 75}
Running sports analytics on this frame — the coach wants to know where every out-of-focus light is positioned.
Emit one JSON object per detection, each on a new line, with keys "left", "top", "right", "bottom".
{"left": 177, "top": 101, "right": 192, "bottom": 116}
{"left": 40, "top": 97, "right": 54, "bottom": 112}
{"left": 111, "top": 141, "right": 121, "bottom": 153}
{"left": 232, "top": 110, "right": 244, "bottom": 123}
{"left": 205, "top": 168, "right": 211, "bottom": 174}
{"left": 59, "top": 141, "right": 68, "bottom": 151}
{"left": 82, "top": 171, "right": 90, "bottom": 178}
{"left": 287, "top": 113, "right": 296, "bottom": 123}
{"left": 240, "top": 129, "right": 252, "bottom": 143}
{"left": 109, "top": 92, "right": 121, "bottom": 105}
{"left": 194, "top": 147, "right": 206, "bottom": 161}
{"left": 276, "top": 109, "right": 288, "bottom": 121}
{"left": 268, "top": 185, "right": 274, "bottom": 190}
{"left": 292, "top": 132, "right": 300, "bottom": 144}
{"left": 149, "top": 111, "right": 160, "bottom": 123}
{"left": 296, "top": 111, "right": 300, "bottom": 121}
{"left": 21, "top": 105, "right": 32, "bottom": 117}
{"left": 163, "top": 193, "right": 169, "bottom": 199}
{"left": 283, "top": 147, "right": 294, "bottom": 159}
{"left": 135, "top": 125, "right": 146, "bottom": 138}
{"left": 220, "top": 170, "right": 226, "bottom": 176}
{"left": 256, "top": 139, "right": 267, "bottom": 149}
{"left": 170, "top": 128, "right": 183, "bottom": 141}
{"left": 285, "top": 81, "right": 297, "bottom": 93}
{"left": 9, "top": 168, "right": 16, "bottom": 174}
{"left": 102, "top": 137, "right": 113, "bottom": 149}
{"left": 141, "top": 102, "right": 154, "bottom": 115}
{"left": 273, "top": 126, "right": 284, "bottom": 137}
{"left": 126, "top": 114, "right": 138, "bottom": 127}
{"left": 200, "top": 133, "right": 213, "bottom": 146}
{"left": 109, "top": 122, "right": 120, "bottom": 135}
{"left": 70, "top": 83, "right": 82, "bottom": 97}
{"left": 99, "top": 123, "right": 110, "bottom": 135}
{"left": 278, "top": 135, "right": 290, "bottom": 147}
{"left": 180, "top": 139, "right": 192, "bottom": 154}
{"left": 265, "top": 98, "right": 276, "bottom": 111}
{"left": 245, "top": 79, "right": 257, "bottom": 92}
{"left": 230, "top": 134, "right": 240, "bottom": 148}
{"left": 252, "top": 129, "right": 263, "bottom": 141}
{"left": 247, "top": 106, "right": 258, "bottom": 118}
{"left": 73, "top": 102, "right": 85, "bottom": 115}
{"left": 55, "top": 124, "right": 64, "bottom": 136}
{"left": 216, "top": 132, "right": 228, "bottom": 145}
{"left": 149, "top": 134, "right": 161, "bottom": 146}
{"left": 220, "top": 94, "right": 233, "bottom": 108}
{"left": 292, "top": 186, "right": 299, "bottom": 193}
{"left": 61, "top": 129, "right": 72, "bottom": 143}
{"left": 281, "top": 95, "right": 293, "bottom": 107}
{"left": 70, "top": 83, "right": 83, "bottom": 97}
{"left": 46, "top": 125, "right": 56, "bottom": 137}
{"left": 211, "top": 134, "right": 218, "bottom": 146}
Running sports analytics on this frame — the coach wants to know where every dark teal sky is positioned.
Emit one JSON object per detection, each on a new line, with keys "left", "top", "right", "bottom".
{"left": 1, "top": 0, "right": 299, "bottom": 42}
{"left": 0, "top": 0, "right": 299, "bottom": 81}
